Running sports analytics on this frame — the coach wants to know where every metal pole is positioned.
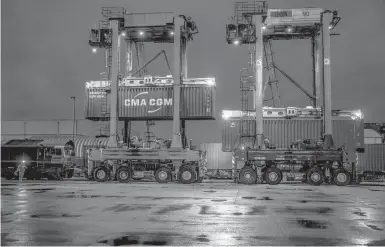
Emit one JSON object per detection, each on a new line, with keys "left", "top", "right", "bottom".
{"left": 71, "top": 96, "right": 76, "bottom": 141}
{"left": 321, "top": 12, "right": 334, "bottom": 149}
{"left": 106, "top": 20, "right": 120, "bottom": 148}
{"left": 170, "top": 16, "right": 183, "bottom": 149}
{"left": 311, "top": 36, "right": 316, "bottom": 107}
{"left": 253, "top": 15, "right": 264, "bottom": 149}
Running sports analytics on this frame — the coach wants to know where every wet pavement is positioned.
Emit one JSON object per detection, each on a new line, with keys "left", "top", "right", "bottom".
{"left": 1, "top": 179, "right": 385, "bottom": 246}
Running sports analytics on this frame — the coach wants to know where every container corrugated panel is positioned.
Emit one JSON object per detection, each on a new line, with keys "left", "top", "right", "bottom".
{"left": 357, "top": 144, "right": 385, "bottom": 172}
{"left": 85, "top": 85, "right": 215, "bottom": 120}
{"left": 200, "top": 143, "right": 233, "bottom": 170}
{"left": 27, "top": 135, "right": 109, "bottom": 166}
{"left": 222, "top": 119, "right": 364, "bottom": 153}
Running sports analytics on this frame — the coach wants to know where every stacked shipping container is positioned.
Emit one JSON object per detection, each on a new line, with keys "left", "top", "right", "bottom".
{"left": 85, "top": 85, "right": 216, "bottom": 120}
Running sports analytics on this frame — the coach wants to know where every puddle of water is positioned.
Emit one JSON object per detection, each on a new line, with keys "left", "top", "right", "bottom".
{"left": 234, "top": 236, "right": 243, "bottom": 240}
{"left": 155, "top": 205, "right": 192, "bottom": 215}
{"left": 245, "top": 206, "right": 266, "bottom": 215}
{"left": 142, "top": 240, "right": 167, "bottom": 245}
{"left": 27, "top": 188, "right": 54, "bottom": 191}
{"left": 368, "top": 239, "right": 385, "bottom": 246}
{"left": 98, "top": 232, "right": 180, "bottom": 246}
{"left": 58, "top": 195, "right": 102, "bottom": 198}
{"left": 366, "top": 224, "right": 383, "bottom": 231}
{"left": 211, "top": 199, "right": 227, "bottom": 202}
{"left": 104, "top": 204, "right": 151, "bottom": 213}
{"left": 196, "top": 234, "right": 210, "bottom": 243}
{"left": 203, "top": 190, "right": 216, "bottom": 193}
{"left": 233, "top": 212, "right": 243, "bottom": 216}
{"left": 199, "top": 205, "right": 215, "bottom": 215}
{"left": 30, "top": 213, "right": 81, "bottom": 218}
{"left": 276, "top": 206, "right": 333, "bottom": 215}
{"left": 258, "top": 196, "right": 273, "bottom": 201}
{"left": 296, "top": 219, "right": 328, "bottom": 229}
{"left": 352, "top": 211, "right": 367, "bottom": 217}
{"left": 98, "top": 237, "right": 139, "bottom": 246}
{"left": 242, "top": 197, "right": 256, "bottom": 200}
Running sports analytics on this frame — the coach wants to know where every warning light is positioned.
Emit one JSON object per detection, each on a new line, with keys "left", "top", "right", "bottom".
{"left": 92, "top": 48, "right": 97, "bottom": 53}
{"left": 139, "top": 31, "right": 144, "bottom": 36}
{"left": 262, "top": 25, "right": 266, "bottom": 30}
{"left": 169, "top": 31, "right": 174, "bottom": 36}
{"left": 233, "top": 40, "right": 240, "bottom": 45}
{"left": 121, "top": 31, "right": 126, "bottom": 36}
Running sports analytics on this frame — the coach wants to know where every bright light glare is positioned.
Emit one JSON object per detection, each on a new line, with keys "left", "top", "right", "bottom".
{"left": 139, "top": 31, "right": 144, "bottom": 36}
{"left": 262, "top": 25, "right": 266, "bottom": 30}
{"left": 353, "top": 110, "right": 362, "bottom": 119}
{"left": 329, "top": 25, "right": 333, "bottom": 29}
{"left": 92, "top": 48, "right": 97, "bottom": 53}
{"left": 207, "top": 79, "right": 215, "bottom": 86}
{"left": 233, "top": 40, "right": 240, "bottom": 45}
{"left": 170, "top": 31, "right": 174, "bottom": 35}
{"left": 222, "top": 110, "right": 233, "bottom": 119}
{"left": 22, "top": 160, "right": 25, "bottom": 163}
{"left": 121, "top": 31, "right": 126, "bottom": 36}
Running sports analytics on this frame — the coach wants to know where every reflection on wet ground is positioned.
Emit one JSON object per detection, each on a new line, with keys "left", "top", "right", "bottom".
{"left": 1, "top": 180, "right": 385, "bottom": 246}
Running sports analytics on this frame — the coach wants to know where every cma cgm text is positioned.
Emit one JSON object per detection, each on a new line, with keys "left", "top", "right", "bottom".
{"left": 124, "top": 98, "right": 172, "bottom": 107}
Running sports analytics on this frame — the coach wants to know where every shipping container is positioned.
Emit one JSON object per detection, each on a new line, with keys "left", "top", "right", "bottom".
{"left": 200, "top": 143, "right": 233, "bottom": 179}
{"left": 85, "top": 84, "right": 215, "bottom": 120}
{"left": 357, "top": 144, "right": 385, "bottom": 173}
{"left": 222, "top": 118, "right": 365, "bottom": 158}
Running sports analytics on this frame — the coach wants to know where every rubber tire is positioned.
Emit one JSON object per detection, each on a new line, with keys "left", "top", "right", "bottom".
{"left": 116, "top": 167, "right": 132, "bottom": 183}
{"left": 93, "top": 166, "right": 110, "bottom": 182}
{"left": 333, "top": 168, "right": 351, "bottom": 186}
{"left": 178, "top": 166, "right": 196, "bottom": 184}
{"left": 239, "top": 166, "right": 257, "bottom": 185}
{"left": 154, "top": 167, "right": 172, "bottom": 183}
{"left": 306, "top": 167, "right": 325, "bottom": 186}
{"left": 264, "top": 167, "right": 283, "bottom": 185}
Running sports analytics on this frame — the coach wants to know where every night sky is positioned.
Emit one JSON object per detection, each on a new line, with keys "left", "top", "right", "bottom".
{"left": 2, "top": 0, "right": 385, "bottom": 145}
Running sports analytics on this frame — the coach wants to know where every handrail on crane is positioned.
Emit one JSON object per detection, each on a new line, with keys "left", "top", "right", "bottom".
{"left": 129, "top": 50, "right": 172, "bottom": 77}
{"left": 272, "top": 63, "right": 315, "bottom": 100}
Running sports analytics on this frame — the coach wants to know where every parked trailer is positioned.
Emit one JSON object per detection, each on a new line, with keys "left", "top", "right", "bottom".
{"left": 200, "top": 143, "right": 233, "bottom": 179}
{"left": 357, "top": 144, "right": 385, "bottom": 182}
{"left": 222, "top": 117, "right": 365, "bottom": 186}
{"left": 1, "top": 139, "right": 76, "bottom": 180}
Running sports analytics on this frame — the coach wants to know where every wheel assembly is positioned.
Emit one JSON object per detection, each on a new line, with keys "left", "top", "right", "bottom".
{"left": 264, "top": 167, "right": 283, "bottom": 185}
{"left": 154, "top": 167, "right": 172, "bottom": 183}
{"left": 116, "top": 166, "right": 132, "bottom": 183}
{"left": 306, "top": 167, "right": 325, "bottom": 186}
{"left": 332, "top": 168, "right": 351, "bottom": 186}
{"left": 93, "top": 166, "right": 110, "bottom": 182}
{"left": 239, "top": 166, "right": 257, "bottom": 185}
{"left": 178, "top": 166, "right": 196, "bottom": 184}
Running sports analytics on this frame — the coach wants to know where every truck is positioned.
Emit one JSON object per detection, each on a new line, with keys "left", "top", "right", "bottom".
{"left": 1, "top": 139, "right": 76, "bottom": 180}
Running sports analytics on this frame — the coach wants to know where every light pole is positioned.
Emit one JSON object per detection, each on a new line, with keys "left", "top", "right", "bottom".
{"left": 70, "top": 96, "right": 76, "bottom": 141}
